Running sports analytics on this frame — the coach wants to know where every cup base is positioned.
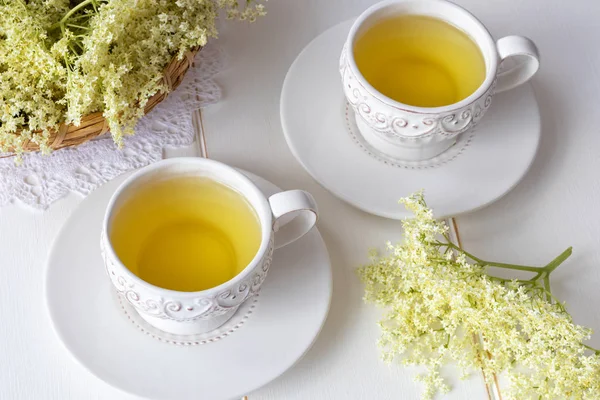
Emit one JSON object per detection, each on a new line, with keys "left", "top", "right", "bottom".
{"left": 355, "top": 115, "right": 457, "bottom": 161}
{"left": 344, "top": 103, "right": 474, "bottom": 169}
{"left": 117, "top": 292, "right": 260, "bottom": 345}
{"left": 138, "top": 307, "right": 238, "bottom": 336}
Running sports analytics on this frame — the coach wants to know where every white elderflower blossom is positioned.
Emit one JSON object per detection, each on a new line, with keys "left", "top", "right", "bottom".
{"left": 359, "top": 192, "right": 600, "bottom": 399}
{"left": 0, "top": 0, "right": 265, "bottom": 155}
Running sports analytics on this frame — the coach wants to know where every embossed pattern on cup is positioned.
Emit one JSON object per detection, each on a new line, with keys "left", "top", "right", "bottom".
{"left": 340, "top": 44, "right": 495, "bottom": 146}
{"left": 102, "top": 233, "right": 274, "bottom": 327}
{"left": 101, "top": 158, "right": 318, "bottom": 336}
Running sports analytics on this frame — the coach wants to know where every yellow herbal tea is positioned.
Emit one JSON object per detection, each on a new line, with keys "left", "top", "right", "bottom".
{"left": 110, "top": 177, "right": 261, "bottom": 292}
{"left": 353, "top": 15, "right": 486, "bottom": 107}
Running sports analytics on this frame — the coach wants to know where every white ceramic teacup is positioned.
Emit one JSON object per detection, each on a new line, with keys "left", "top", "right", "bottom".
{"left": 340, "top": 0, "right": 540, "bottom": 161}
{"left": 101, "top": 158, "right": 318, "bottom": 335}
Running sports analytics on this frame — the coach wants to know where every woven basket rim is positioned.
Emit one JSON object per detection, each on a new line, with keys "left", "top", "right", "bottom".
{"left": 8, "top": 46, "right": 200, "bottom": 155}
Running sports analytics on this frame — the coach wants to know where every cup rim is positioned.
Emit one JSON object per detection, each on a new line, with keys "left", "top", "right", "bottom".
{"left": 101, "top": 157, "right": 273, "bottom": 298}
{"left": 346, "top": 0, "right": 499, "bottom": 114}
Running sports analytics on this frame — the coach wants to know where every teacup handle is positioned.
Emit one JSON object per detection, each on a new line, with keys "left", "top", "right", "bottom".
{"left": 495, "top": 35, "right": 540, "bottom": 93}
{"left": 268, "top": 190, "right": 318, "bottom": 249}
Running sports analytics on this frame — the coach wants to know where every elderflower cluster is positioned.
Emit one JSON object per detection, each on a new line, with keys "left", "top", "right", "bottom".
{"left": 0, "top": 0, "right": 265, "bottom": 155}
{"left": 0, "top": 1, "right": 69, "bottom": 156}
{"left": 358, "top": 192, "right": 600, "bottom": 399}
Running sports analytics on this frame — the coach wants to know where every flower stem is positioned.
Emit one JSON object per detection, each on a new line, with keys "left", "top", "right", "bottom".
{"left": 543, "top": 275, "right": 552, "bottom": 302}
{"left": 444, "top": 242, "right": 545, "bottom": 272}
{"left": 481, "top": 261, "right": 542, "bottom": 273}
{"left": 66, "top": 23, "right": 91, "bottom": 31}
{"left": 440, "top": 239, "right": 573, "bottom": 303}
{"left": 544, "top": 247, "right": 573, "bottom": 272}
{"left": 49, "top": 0, "right": 97, "bottom": 31}
{"left": 60, "top": 0, "right": 96, "bottom": 24}
{"left": 583, "top": 344, "right": 600, "bottom": 355}
{"left": 443, "top": 242, "right": 573, "bottom": 276}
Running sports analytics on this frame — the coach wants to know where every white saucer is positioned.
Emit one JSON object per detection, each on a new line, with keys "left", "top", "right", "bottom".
{"left": 45, "top": 170, "right": 332, "bottom": 400}
{"left": 281, "top": 20, "right": 541, "bottom": 219}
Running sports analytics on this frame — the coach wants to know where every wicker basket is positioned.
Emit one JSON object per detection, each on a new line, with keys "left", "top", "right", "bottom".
{"left": 14, "top": 47, "right": 200, "bottom": 153}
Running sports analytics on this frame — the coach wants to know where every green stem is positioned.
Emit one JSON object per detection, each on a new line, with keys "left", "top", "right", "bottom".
{"left": 481, "top": 261, "right": 543, "bottom": 273}
{"left": 530, "top": 271, "right": 543, "bottom": 281}
{"left": 440, "top": 240, "right": 573, "bottom": 304}
{"left": 67, "top": 13, "right": 93, "bottom": 21}
{"left": 60, "top": 0, "right": 96, "bottom": 23}
{"left": 444, "top": 242, "right": 544, "bottom": 272}
{"left": 444, "top": 242, "right": 573, "bottom": 276}
{"left": 543, "top": 275, "right": 552, "bottom": 302}
{"left": 66, "top": 23, "right": 91, "bottom": 31}
{"left": 68, "top": 44, "right": 79, "bottom": 56}
{"left": 435, "top": 239, "right": 574, "bottom": 309}
{"left": 74, "top": 40, "right": 85, "bottom": 52}
{"left": 583, "top": 344, "right": 600, "bottom": 355}
{"left": 49, "top": 0, "right": 96, "bottom": 31}
{"left": 544, "top": 247, "right": 573, "bottom": 272}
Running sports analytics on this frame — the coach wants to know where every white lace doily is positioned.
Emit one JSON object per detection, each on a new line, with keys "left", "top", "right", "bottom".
{"left": 0, "top": 43, "right": 224, "bottom": 209}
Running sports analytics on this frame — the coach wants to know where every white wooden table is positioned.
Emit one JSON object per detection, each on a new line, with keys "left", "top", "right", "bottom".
{"left": 1, "top": 0, "right": 599, "bottom": 399}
